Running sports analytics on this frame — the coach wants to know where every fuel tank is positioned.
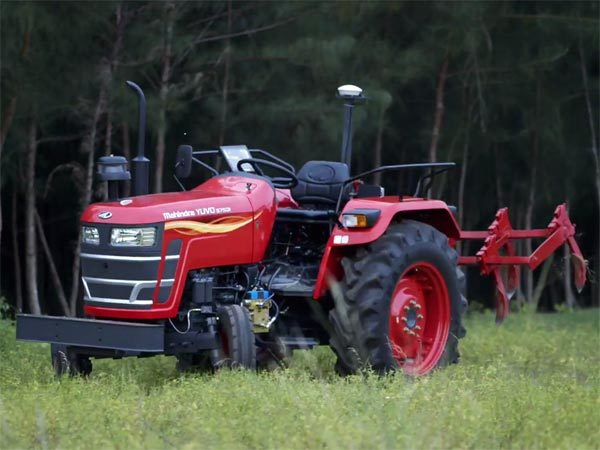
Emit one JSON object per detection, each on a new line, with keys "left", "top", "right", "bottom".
{"left": 80, "top": 174, "right": 277, "bottom": 319}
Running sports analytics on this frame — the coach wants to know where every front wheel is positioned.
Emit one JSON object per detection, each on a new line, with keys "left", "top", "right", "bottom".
{"left": 329, "top": 220, "right": 465, "bottom": 376}
{"left": 51, "top": 344, "right": 92, "bottom": 377}
{"left": 212, "top": 304, "right": 256, "bottom": 369}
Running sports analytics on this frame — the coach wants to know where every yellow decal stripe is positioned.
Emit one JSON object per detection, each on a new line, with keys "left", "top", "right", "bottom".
{"left": 165, "top": 215, "right": 255, "bottom": 235}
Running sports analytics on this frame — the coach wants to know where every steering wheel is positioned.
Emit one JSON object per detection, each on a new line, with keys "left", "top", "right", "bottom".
{"left": 237, "top": 158, "right": 298, "bottom": 189}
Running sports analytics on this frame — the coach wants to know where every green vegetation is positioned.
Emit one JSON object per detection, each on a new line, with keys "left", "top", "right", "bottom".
{"left": 0, "top": 310, "right": 598, "bottom": 449}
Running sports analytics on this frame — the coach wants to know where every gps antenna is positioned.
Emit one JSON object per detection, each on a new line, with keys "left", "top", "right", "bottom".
{"left": 337, "top": 84, "right": 365, "bottom": 174}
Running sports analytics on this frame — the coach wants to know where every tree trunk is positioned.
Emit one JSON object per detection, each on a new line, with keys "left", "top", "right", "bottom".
{"left": 514, "top": 206, "right": 526, "bottom": 309}
{"left": 121, "top": 121, "right": 131, "bottom": 197}
{"left": 155, "top": 0, "right": 175, "bottom": 194}
{"left": 1, "top": 28, "right": 31, "bottom": 285}
{"left": 428, "top": 58, "right": 448, "bottom": 165}
{"left": 494, "top": 144, "right": 503, "bottom": 207}
{"left": 35, "top": 210, "right": 71, "bottom": 316}
{"left": 122, "top": 121, "right": 131, "bottom": 161}
{"left": 578, "top": 41, "right": 599, "bottom": 304}
{"left": 456, "top": 82, "right": 472, "bottom": 237}
{"left": 155, "top": 112, "right": 166, "bottom": 194}
{"left": 0, "top": 97, "right": 17, "bottom": 149}
{"left": 98, "top": 107, "right": 113, "bottom": 200}
{"left": 104, "top": 107, "right": 112, "bottom": 156}
{"left": 524, "top": 156, "right": 537, "bottom": 305}
{"left": 69, "top": 89, "right": 107, "bottom": 314}
{"left": 11, "top": 184, "right": 23, "bottom": 313}
{"left": 434, "top": 128, "right": 462, "bottom": 199}
{"left": 525, "top": 81, "right": 541, "bottom": 307}
{"left": 457, "top": 124, "right": 471, "bottom": 229}
{"left": 24, "top": 120, "right": 41, "bottom": 315}
{"left": 531, "top": 254, "right": 554, "bottom": 310}
{"left": 0, "top": 97, "right": 18, "bottom": 291}
{"left": 218, "top": 0, "right": 233, "bottom": 147}
{"left": 524, "top": 198, "right": 537, "bottom": 303}
{"left": 69, "top": 3, "right": 127, "bottom": 314}
{"left": 373, "top": 108, "right": 385, "bottom": 186}
{"left": 563, "top": 243, "right": 576, "bottom": 309}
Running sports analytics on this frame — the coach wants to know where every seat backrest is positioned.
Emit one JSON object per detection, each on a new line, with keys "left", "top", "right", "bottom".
{"left": 291, "top": 161, "right": 349, "bottom": 208}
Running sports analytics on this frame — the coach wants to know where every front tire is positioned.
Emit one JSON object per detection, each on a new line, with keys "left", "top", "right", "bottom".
{"left": 213, "top": 304, "right": 256, "bottom": 369}
{"left": 51, "top": 344, "right": 92, "bottom": 377}
{"left": 329, "top": 220, "right": 465, "bottom": 376}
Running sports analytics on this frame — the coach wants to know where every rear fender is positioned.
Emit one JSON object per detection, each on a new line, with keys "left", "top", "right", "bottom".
{"left": 313, "top": 198, "right": 460, "bottom": 299}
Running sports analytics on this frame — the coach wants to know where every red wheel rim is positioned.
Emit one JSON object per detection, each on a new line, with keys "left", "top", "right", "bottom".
{"left": 388, "top": 262, "right": 450, "bottom": 375}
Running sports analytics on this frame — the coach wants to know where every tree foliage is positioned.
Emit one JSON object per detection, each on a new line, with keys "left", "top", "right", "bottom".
{"left": 0, "top": 1, "right": 597, "bottom": 314}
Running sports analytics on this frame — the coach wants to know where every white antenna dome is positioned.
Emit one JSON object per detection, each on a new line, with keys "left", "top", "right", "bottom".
{"left": 337, "top": 84, "right": 363, "bottom": 98}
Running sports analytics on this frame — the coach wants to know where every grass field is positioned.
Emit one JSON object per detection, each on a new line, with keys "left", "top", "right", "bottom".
{"left": 0, "top": 310, "right": 598, "bottom": 449}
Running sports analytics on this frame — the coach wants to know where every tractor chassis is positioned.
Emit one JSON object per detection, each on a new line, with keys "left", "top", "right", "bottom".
{"left": 15, "top": 313, "right": 320, "bottom": 363}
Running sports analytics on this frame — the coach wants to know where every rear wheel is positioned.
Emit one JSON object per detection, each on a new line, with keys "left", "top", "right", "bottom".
{"left": 213, "top": 304, "right": 256, "bottom": 369}
{"left": 329, "top": 220, "right": 465, "bottom": 376}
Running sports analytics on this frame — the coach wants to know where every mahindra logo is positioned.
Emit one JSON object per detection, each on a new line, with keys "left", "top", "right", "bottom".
{"left": 98, "top": 211, "right": 112, "bottom": 219}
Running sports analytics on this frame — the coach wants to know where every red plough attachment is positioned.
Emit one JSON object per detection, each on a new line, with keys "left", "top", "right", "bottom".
{"left": 458, "top": 204, "right": 587, "bottom": 323}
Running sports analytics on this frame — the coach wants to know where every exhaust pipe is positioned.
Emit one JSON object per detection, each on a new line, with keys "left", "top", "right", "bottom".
{"left": 126, "top": 80, "right": 150, "bottom": 196}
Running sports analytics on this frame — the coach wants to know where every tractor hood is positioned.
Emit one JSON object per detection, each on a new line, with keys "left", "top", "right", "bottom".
{"left": 81, "top": 175, "right": 262, "bottom": 225}
{"left": 77, "top": 174, "right": 277, "bottom": 320}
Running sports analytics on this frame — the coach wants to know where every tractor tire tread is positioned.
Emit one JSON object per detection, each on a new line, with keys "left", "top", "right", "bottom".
{"left": 217, "top": 304, "right": 256, "bottom": 370}
{"left": 329, "top": 220, "right": 467, "bottom": 375}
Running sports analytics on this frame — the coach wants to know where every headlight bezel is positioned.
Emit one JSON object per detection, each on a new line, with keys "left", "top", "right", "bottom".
{"left": 110, "top": 227, "right": 157, "bottom": 247}
{"left": 341, "top": 208, "right": 381, "bottom": 229}
{"left": 81, "top": 226, "right": 100, "bottom": 245}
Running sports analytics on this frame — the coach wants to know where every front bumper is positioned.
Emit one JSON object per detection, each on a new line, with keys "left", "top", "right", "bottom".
{"left": 16, "top": 314, "right": 217, "bottom": 356}
{"left": 17, "top": 314, "right": 165, "bottom": 352}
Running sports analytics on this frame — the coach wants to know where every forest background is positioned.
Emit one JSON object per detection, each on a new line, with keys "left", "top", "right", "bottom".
{"left": 0, "top": 1, "right": 598, "bottom": 317}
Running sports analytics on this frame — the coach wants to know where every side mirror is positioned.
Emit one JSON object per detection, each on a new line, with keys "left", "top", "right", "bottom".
{"left": 175, "top": 145, "right": 192, "bottom": 178}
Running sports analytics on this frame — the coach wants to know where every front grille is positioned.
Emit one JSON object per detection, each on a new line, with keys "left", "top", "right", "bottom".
{"left": 81, "top": 254, "right": 179, "bottom": 309}
{"left": 81, "top": 222, "right": 181, "bottom": 309}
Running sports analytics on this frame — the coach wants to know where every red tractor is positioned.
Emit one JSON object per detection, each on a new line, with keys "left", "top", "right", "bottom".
{"left": 16, "top": 83, "right": 587, "bottom": 376}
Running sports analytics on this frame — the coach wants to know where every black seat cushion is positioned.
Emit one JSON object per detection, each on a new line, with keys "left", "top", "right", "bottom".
{"left": 291, "top": 161, "right": 349, "bottom": 208}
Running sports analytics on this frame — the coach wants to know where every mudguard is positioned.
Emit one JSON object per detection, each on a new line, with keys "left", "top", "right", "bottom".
{"left": 313, "top": 196, "right": 460, "bottom": 299}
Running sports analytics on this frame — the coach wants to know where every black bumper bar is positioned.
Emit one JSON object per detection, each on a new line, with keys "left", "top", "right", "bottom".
{"left": 17, "top": 314, "right": 165, "bottom": 352}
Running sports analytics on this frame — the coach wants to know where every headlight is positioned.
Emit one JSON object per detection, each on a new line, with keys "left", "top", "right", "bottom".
{"left": 110, "top": 227, "right": 156, "bottom": 247}
{"left": 341, "top": 214, "right": 368, "bottom": 228}
{"left": 341, "top": 209, "right": 381, "bottom": 228}
{"left": 81, "top": 226, "right": 100, "bottom": 245}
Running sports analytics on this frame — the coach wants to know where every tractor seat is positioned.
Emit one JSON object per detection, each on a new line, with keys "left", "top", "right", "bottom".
{"left": 290, "top": 161, "right": 349, "bottom": 209}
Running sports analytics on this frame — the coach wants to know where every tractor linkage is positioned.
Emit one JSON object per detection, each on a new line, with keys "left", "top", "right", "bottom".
{"left": 458, "top": 204, "right": 587, "bottom": 322}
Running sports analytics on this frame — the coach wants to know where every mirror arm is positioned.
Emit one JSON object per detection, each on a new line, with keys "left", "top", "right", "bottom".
{"left": 173, "top": 174, "right": 186, "bottom": 191}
